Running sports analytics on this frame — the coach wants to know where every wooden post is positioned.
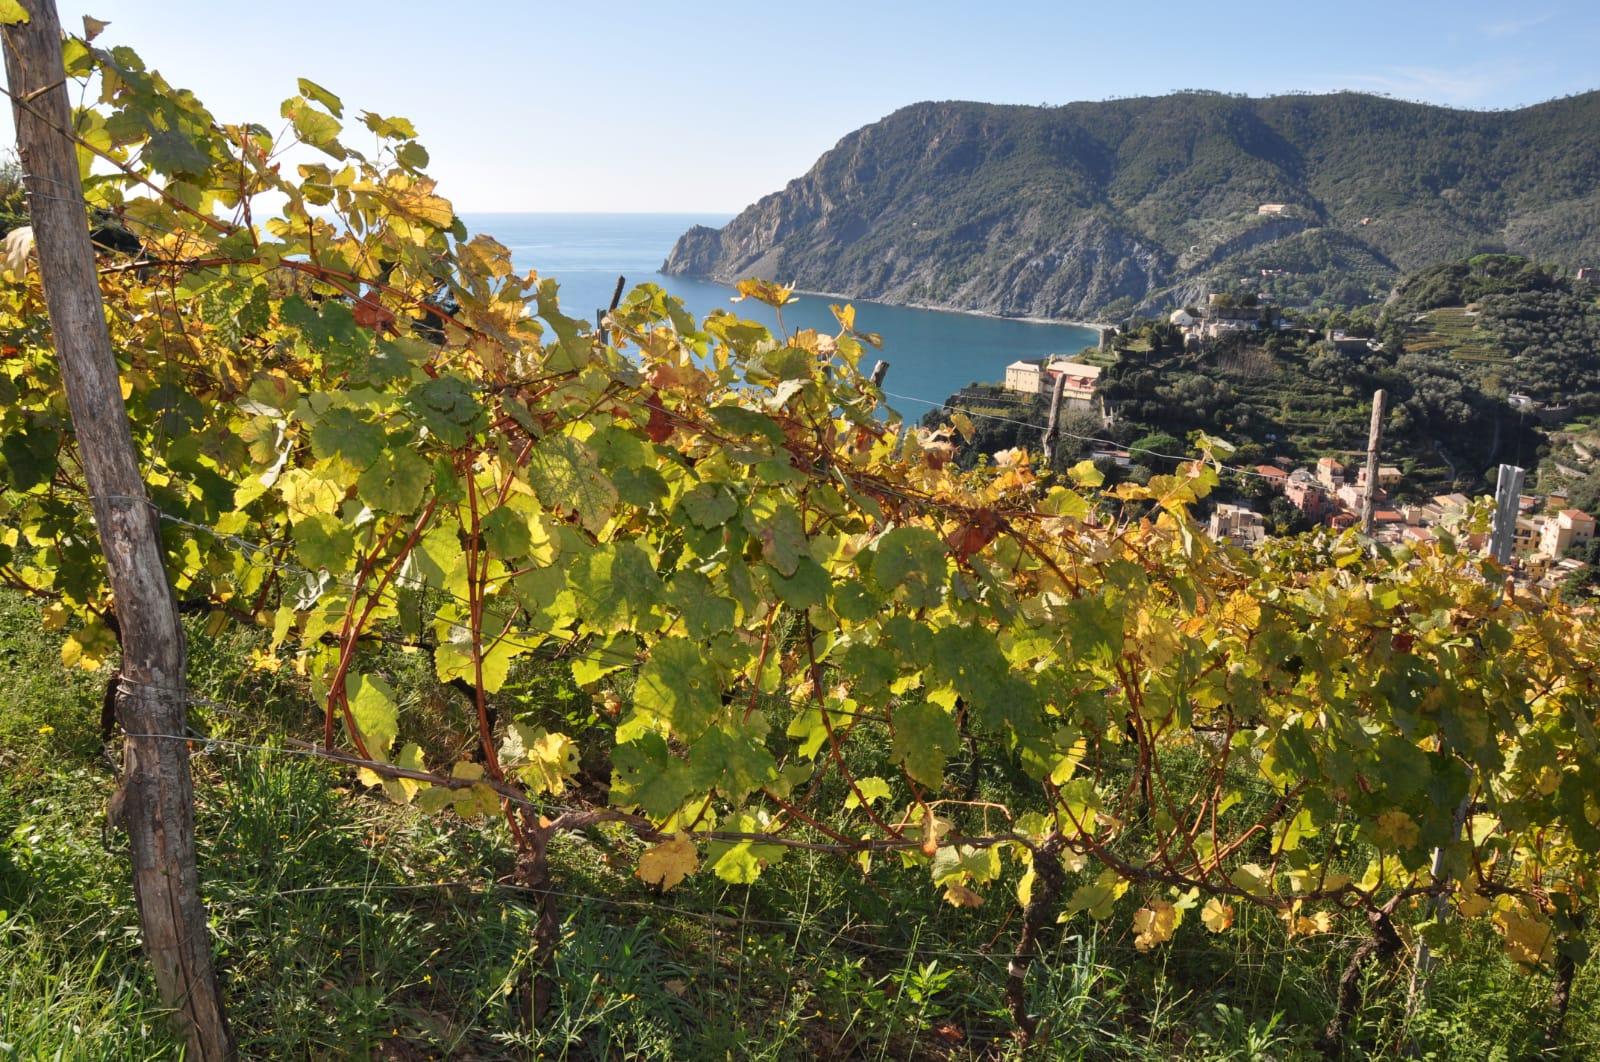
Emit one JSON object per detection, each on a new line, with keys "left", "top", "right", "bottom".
{"left": 3, "top": 4, "right": 234, "bottom": 1057}
{"left": 1488, "top": 464, "right": 1526, "bottom": 566}
{"left": 595, "top": 273, "right": 626, "bottom": 346}
{"left": 1408, "top": 468, "right": 1519, "bottom": 1013}
{"left": 869, "top": 359, "right": 889, "bottom": 387}
{"left": 1359, "top": 389, "right": 1386, "bottom": 535}
{"left": 1040, "top": 371, "right": 1067, "bottom": 466}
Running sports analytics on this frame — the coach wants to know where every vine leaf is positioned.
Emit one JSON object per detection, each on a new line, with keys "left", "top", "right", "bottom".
{"left": 1132, "top": 901, "right": 1180, "bottom": 951}
{"left": 345, "top": 673, "right": 398, "bottom": 760}
{"left": 892, "top": 701, "right": 959, "bottom": 788}
{"left": 1201, "top": 898, "right": 1234, "bottom": 933}
{"left": 1495, "top": 905, "right": 1554, "bottom": 967}
{"left": 633, "top": 637, "right": 723, "bottom": 740}
{"left": 637, "top": 833, "right": 698, "bottom": 892}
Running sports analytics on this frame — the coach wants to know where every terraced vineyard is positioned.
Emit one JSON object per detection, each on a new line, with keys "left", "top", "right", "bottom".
{"left": 1402, "top": 307, "right": 1511, "bottom": 375}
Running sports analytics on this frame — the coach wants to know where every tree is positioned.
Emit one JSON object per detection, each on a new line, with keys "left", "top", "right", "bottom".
{"left": 1130, "top": 431, "right": 1185, "bottom": 459}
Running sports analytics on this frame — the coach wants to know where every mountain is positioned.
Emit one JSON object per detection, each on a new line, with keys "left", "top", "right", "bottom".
{"left": 662, "top": 91, "right": 1600, "bottom": 321}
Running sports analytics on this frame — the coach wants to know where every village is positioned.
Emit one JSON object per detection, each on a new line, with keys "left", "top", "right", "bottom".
{"left": 995, "top": 288, "right": 1599, "bottom": 594}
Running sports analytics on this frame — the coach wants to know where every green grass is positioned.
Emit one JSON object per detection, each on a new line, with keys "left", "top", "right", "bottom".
{"left": 2, "top": 587, "right": 1598, "bottom": 1059}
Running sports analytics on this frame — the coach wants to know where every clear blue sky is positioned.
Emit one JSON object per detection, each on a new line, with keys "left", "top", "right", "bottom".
{"left": 10, "top": 1, "right": 1600, "bottom": 212}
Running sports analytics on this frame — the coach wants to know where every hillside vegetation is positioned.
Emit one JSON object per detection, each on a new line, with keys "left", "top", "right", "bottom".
{"left": 665, "top": 92, "right": 1600, "bottom": 320}
{"left": 8, "top": 27, "right": 1600, "bottom": 1062}
{"left": 936, "top": 256, "right": 1600, "bottom": 497}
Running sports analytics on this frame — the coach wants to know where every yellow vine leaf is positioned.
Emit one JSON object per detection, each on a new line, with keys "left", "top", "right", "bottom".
{"left": 1201, "top": 898, "right": 1234, "bottom": 933}
{"left": 1133, "top": 900, "right": 1180, "bottom": 951}
{"left": 1284, "top": 907, "right": 1333, "bottom": 937}
{"left": 1373, "top": 809, "right": 1420, "bottom": 850}
{"left": 638, "top": 833, "right": 698, "bottom": 892}
{"left": 1494, "top": 905, "right": 1554, "bottom": 968}
{"left": 60, "top": 622, "right": 116, "bottom": 671}
{"left": 1456, "top": 877, "right": 1491, "bottom": 919}
{"left": 943, "top": 883, "right": 984, "bottom": 908}
{"left": 500, "top": 723, "right": 580, "bottom": 796}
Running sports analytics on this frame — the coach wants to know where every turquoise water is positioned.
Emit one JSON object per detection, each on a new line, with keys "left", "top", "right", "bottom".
{"left": 459, "top": 212, "right": 1100, "bottom": 407}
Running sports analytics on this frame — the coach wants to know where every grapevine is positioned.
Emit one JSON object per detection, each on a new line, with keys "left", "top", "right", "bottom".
{"left": 1, "top": 25, "right": 1597, "bottom": 1042}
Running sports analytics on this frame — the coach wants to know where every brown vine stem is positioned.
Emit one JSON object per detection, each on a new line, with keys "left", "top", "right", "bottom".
{"left": 463, "top": 468, "right": 504, "bottom": 781}
{"left": 1007, "top": 834, "right": 1067, "bottom": 1044}
{"left": 806, "top": 637, "right": 905, "bottom": 840}
{"left": 322, "top": 520, "right": 393, "bottom": 757}
{"left": 323, "top": 500, "right": 437, "bottom": 751}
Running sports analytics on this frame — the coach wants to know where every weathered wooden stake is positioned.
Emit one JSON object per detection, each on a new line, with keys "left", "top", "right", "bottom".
{"left": 869, "top": 359, "right": 889, "bottom": 387}
{"left": 595, "top": 273, "right": 626, "bottom": 346}
{"left": 1407, "top": 463, "right": 1526, "bottom": 1014}
{"left": 1040, "top": 371, "right": 1067, "bottom": 466}
{"left": 1487, "top": 463, "right": 1527, "bottom": 565}
{"left": 3, "top": 4, "right": 234, "bottom": 1057}
{"left": 1359, "top": 389, "right": 1386, "bottom": 535}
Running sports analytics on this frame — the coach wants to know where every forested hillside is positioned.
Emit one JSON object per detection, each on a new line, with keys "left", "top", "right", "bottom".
{"left": 665, "top": 92, "right": 1600, "bottom": 320}
{"left": 936, "top": 256, "right": 1600, "bottom": 498}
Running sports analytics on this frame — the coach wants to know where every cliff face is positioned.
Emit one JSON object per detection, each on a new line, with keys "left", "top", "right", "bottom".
{"left": 663, "top": 92, "right": 1600, "bottom": 320}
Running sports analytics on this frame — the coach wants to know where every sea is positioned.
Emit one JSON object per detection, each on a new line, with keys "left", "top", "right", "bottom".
{"left": 458, "top": 212, "right": 1100, "bottom": 409}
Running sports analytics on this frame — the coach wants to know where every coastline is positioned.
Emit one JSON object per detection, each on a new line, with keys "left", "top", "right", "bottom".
{"left": 701, "top": 274, "right": 1109, "bottom": 335}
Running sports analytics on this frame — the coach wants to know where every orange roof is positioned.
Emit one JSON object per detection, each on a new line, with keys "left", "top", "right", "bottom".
{"left": 1562, "top": 508, "right": 1593, "bottom": 521}
{"left": 1255, "top": 464, "right": 1287, "bottom": 477}
{"left": 1374, "top": 509, "right": 1403, "bottom": 523}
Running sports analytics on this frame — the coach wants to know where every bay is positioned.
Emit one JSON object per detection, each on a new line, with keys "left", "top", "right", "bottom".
{"left": 459, "top": 212, "right": 1100, "bottom": 409}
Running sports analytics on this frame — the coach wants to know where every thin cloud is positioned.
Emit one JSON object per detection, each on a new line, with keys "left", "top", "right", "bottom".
{"left": 1483, "top": 12, "right": 1554, "bottom": 38}
{"left": 1330, "top": 64, "right": 1517, "bottom": 105}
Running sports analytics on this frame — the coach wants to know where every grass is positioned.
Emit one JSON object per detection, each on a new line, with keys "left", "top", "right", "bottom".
{"left": 2, "top": 587, "right": 1598, "bottom": 1058}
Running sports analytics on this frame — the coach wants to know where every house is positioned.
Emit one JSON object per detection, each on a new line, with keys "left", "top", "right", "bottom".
{"left": 1171, "top": 296, "right": 1270, "bottom": 348}
{"left": 1199, "top": 317, "right": 1258, "bottom": 342}
{"left": 1048, "top": 360, "right": 1103, "bottom": 409}
{"left": 1355, "top": 464, "right": 1403, "bottom": 489}
{"left": 1537, "top": 557, "right": 1588, "bottom": 592}
{"left": 1090, "top": 447, "right": 1133, "bottom": 468}
{"left": 1316, "top": 457, "right": 1345, "bottom": 490}
{"left": 1325, "top": 329, "right": 1374, "bottom": 355}
{"left": 1285, "top": 472, "right": 1328, "bottom": 517}
{"left": 1513, "top": 517, "right": 1542, "bottom": 558}
{"left": 1257, "top": 203, "right": 1289, "bottom": 216}
{"left": 1540, "top": 509, "right": 1596, "bottom": 559}
{"left": 1401, "top": 503, "right": 1443, "bottom": 526}
{"left": 1576, "top": 267, "right": 1598, "bottom": 285}
{"left": 1004, "top": 357, "right": 1103, "bottom": 409}
{"left": 1004, "top": 360, "right": 1043, "bottom": 395}
{"left": 1254, "top": 465, "right": 1289, "bottom": 491}
{"left": 1209, "top": 503, "right": 1266, "bottom": 547}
